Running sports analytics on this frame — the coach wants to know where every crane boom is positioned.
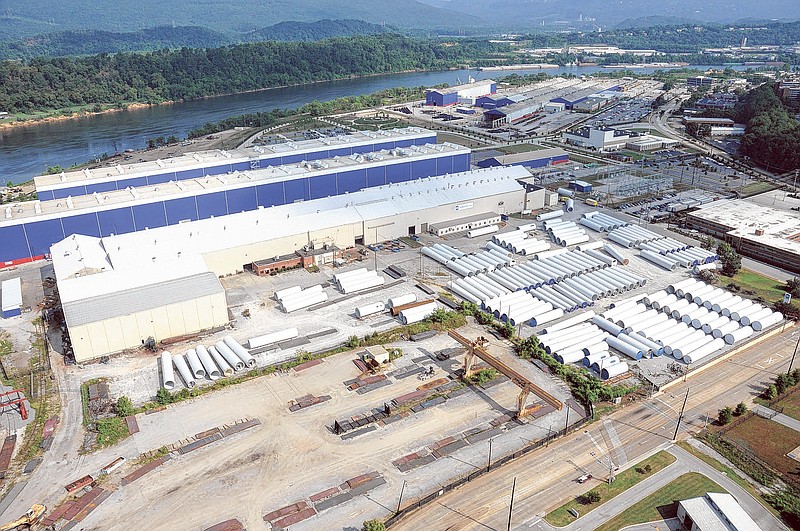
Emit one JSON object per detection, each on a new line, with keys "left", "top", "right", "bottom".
{"left": 448, "top": 330, "right": 563, "bottom": 416}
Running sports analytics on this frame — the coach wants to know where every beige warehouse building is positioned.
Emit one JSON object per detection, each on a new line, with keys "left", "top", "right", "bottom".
{"left": 51, "top": 165, "right": 534, "bottom": 361}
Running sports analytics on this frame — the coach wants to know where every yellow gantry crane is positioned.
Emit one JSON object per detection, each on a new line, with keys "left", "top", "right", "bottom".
{"left": 448, "top": 330, "right": 563, "bottom": 418}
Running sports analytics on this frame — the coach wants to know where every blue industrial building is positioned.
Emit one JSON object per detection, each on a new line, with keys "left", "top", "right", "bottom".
{"left": 475, "top": 94, "right": 523, "bottom": 109}
{"left": 34, "top": 129, "right": 436, "bottom": 201}
{"left": 425, "top": 79, "right": 496, "bottom": 107}
{"left": 1, "top": 145, "right": 470, "bottom": 265}
{"left": 476, "top": 148, "right": 569, "bottom": 169}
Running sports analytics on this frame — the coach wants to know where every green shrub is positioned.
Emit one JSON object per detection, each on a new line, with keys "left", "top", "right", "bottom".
{"left": 734, "top": 402, "right": 748, "bottom": 416}
{"left": 362, "top": 519, "right": 386, "bottom": 531}
{"left": 718, "top": 406, "right": 734, "bottom": 425}
{"left": 156, "top": 388, "right": 174, "bottom": 405}
{"left": 115, "top": 396, "right": 134, "bottom": 417}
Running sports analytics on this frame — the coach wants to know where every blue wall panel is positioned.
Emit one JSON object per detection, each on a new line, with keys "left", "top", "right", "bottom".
{"left": 386, "top": 162, "right": 411, "bottom": 183}
{"left": 118, "top": 177, "right": 148, "bottom": 189}
{"left": 0, "top": 226, "right": 32, "bottom": 262}
{"left": 62, "top": 213, "right": 101, "bottom": 238}
{"left": 131, "top": 203, "right": 167, "bottom": 230}
{"left": 38, "top": 191, "right": 55, "bottom": 201}
{"left": 310, "top": 173, "right": 337, "bottom": 200}
{"left": 177, "top": 168, "right": 205, "bottom": 180}
{"left": 86, "top": 181, "right": 119, "bottom": 195}
{"left": 97, "top": 208, "right": 135, "bottom": 236}
{"left": 25, "top": 219, "right": 65, "bottom": 257}
{"left": 373, "top": 142, "right": 394, "bottom": 152}
{"left": 147, "top": 173, "right": 173, "bottom": 185}
{"left": 328, "top": 148, "right": 351, "bottom": 158}
{"left": 232, "top": 161, "right": 252, "bottom": 172}
{"left": 395, "top": 139, "right": 414, "bottom": 148}
{"left": 281, "top": 154, "right": 305, "bottom": 165}
{"left": 366, "top": 167, "right": 386, "bottom": 188}
{"left": 256, "top": 183, "right": 285, "bottom": 208}
{"left": 164, "top": 197, "right": 198, "bottom": 224}
{"left": 283, "top": 178, "right": 308, "bottom": 203}
{"left": 453, "top": 153, "right": 470, "bottom": 173}
{"left": 195, "top": 192, "right": 228, "bottom": 220}
{"left": 337, "top": 169, "right": 367, "bottom": 194}
{"left": 437, "top": 155, "right": 453, "bottom": 175}
{"left": 52, "top": 186, "right": 86, "bottom": 200}
{"left": 226, "top": 187, "right": 257, "bottom": 214}
{"left": 412, "top": 159, "right": 437, "bottom": 180}
{"left": 260, "top": 156, "right": 280, "bottom": 168}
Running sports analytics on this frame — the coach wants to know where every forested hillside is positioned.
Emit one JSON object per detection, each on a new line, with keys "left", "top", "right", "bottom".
{"left": 0, "top": 20, "right": 390, "bottom": 60}
{"left": 737, "top": 85, "right": 800, "bottom": 172}
{"left": 0, "top": 35, "right": 497, "bottom": 113}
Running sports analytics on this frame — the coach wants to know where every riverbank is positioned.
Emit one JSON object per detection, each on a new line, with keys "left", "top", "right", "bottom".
{"left": 0, "top": 102, "right": 167, "bottom": 131}
{"left": 0, "top": 66, "right": 458, "bottom": 132}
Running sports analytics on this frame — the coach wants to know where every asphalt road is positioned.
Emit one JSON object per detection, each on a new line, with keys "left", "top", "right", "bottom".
{"left": 392, "top": 325, "right": 797, "bottom": 531}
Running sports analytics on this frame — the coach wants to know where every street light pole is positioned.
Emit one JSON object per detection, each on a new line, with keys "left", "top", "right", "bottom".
{"left": 487, "top": 438, "right": 493, "bottom": 472}
{"left": 396, "top": 480, "right": 407, "bottom": 514}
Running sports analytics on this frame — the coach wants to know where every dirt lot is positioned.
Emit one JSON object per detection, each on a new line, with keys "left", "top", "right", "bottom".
{"left": 724, "top": 415, "right": 800, "bottom": 477}
{"left": 771, "top": 389, "right": 800, "bottom": 422}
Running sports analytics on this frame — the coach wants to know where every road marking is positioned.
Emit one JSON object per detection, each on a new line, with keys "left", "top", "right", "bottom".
{"left": 603, "top": 420, "right": 628, "bottom": 467}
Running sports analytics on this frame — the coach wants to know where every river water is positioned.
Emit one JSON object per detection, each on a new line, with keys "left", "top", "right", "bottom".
{"left": 0, "top": 65, "right": 745, "bottom": 184}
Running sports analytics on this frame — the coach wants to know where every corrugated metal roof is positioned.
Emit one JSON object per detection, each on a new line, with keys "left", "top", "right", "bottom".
{"left": 63, "top": 272, "right": 223, "bottom": 327}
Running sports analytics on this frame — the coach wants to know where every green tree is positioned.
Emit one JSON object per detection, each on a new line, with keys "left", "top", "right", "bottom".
{"left": 734, "top": 402, "right": 748, "bottom": 416}
{"left": 582, "top": 490, "right": 601, "bottom": 504}
{"left": 718, "top": 406, "right": 734, "bottom": 425}
{"left": 362, "top": 519, "right": 386, "bottom": 531}
{"left": 766, "top": 383, "right": 778, "bottom": 400}
{"left": 346, "top": 335, "right": 362, "bottom": 348}
{"left": 717, "top": 242, "right": 741, "bottom": 277}
{"left": 786, "top": 277, "right": 800, "bottom": 298}
{"left": 115, "top": 396, "right": 134, "bottom": 417}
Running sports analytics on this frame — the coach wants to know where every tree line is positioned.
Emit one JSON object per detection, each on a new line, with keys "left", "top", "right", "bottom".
{"left": 736, "top": 84, "right": 800, "bottom": 172}
{"left": 0, "top": 35, "right": 499, "bottom": 114}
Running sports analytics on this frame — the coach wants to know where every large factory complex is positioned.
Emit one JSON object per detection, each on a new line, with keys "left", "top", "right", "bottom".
{"left": 1, "top": 127, "right": 564, "bottom": 362}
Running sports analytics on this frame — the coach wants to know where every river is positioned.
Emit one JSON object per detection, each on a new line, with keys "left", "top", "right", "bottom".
{"left": 0, "top": 65, "right": 747, "bottom": 185}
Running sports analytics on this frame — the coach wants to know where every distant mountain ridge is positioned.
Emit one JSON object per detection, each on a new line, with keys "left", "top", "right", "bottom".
{"left": 0, "top": 20, "right": 393, "bottom": 60}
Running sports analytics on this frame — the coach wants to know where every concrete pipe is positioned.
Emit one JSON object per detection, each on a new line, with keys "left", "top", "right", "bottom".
{"left": 160, "top": 351, "right": 175, "bottom": 390}
{"left": 724, "top": 325, "right": 754, "bottom": 345}
{"left": 545, "top": 330, "right": 607, "bottom": 356}
{"left": 389, "top": 294, "right": 417, "bottom": 309}
{"left": 584, "top": 351, "right": 611, "bottom": 367}
{"left": 606, "top": 335, "right": 644, "bottom": 360}
{"left": 719, "top": 296, "right": 746, "bottom": 317}
{"left": 557, "top": 348, "right": 587, "bottom": 365}
{"left": 215, "top": 341, "right": 245, "bottom": 371}
{"left": 640, "top": 250, "right": 679, "bottom": 271}
{"left": 702, "top": 315, "right": 730, "bottom": 335}
{"left": 729, "top": 301, "right": 758, "bottom": 322}
{"left": 665, "top": 278, "right": 695, "bottom": 295}
{"left": 652, "top": 294, "right": 679, "bottom": 311}
{"left": 356, "top": 302, "right": 388, "bottom": 319}
{"left": 664, "top": 330, "right": 707, "bottom": 357}
{"left": 713, "top": 320, "right": 741, "bottom": 340}
{"left": 739, "top": 306, "right": 771, "bottom": 327}
{"left": 603, "top": 244, "right": 629, "bottom": 265}
{"left": 753, "top": 312, "right": 783, "bottom": 332}
{"left": 196, "top": 345, "right": 221, "bottom": 380}
{"left": 666, "top": 299, "right": 692, "bottom": 319}
{"left": 615, "top": 333, "right": 655, "bottom": 357}
{"left": 468, "top": 225, "right": 499, "bottom": 238}
{"left": 691, "top": 310, "right": 719, "bottom": 330}
{"left": 656, "top": 322, "right": 693, "bottom": 349}
{"left": 602, "top": 362, "right": 630, "bottom": 380}
{"left": 538, "top": 323, "right": 596, "bottom": 346}
{"left": 680, "top": 304, "right": 706, "bottom": 324}
{"left": 224, "top": 335, "right": 257, "bottom": 369}
{"left": 274, "top": 285, "right": 302, "bottom": 301}
{"left": 566, "top": 198, "right": 575, "bottom": 212}
{"left": 533, "top": 249, "right": 570, "bottom": 261}
{"left": 584, "top": 249, "right": 618, "bottom": 267}
{"left": 208, "top": 346, "right": 234, "bottom": 377}
{"left": 332, "top": 267, "right": 369, "bottom": 286}
{"left": 249, "top": 328, "right": 300, "bottom": 349}
{"left": 536, "top": 210, "right": 564, "bottom": 222}
{"left": 642, "top": 290, "right": 669, "bottom": 307}
{"left": 673, "top": 335, "right": 715, "bottom": 360}
{"left": 674, "top": 280, "right": 704, "bottom": 299}
{"left": 683, "top": 338, "right": 726, "bottom": 364}
{"left": 592, "top": 315, "right": 625, "bottom": 336}
{"left": 172, "top": 353, "right": 196, "bottom": 389}
{"left": 579, "top": 218, "right": 605, "bottom": 232}
{"left": 610, "top": 295, "right": 644, "bottom": 309}
{"left": 593, "top": 355, "right": 620, "bottom": 373}
{"left": 185, "top": 348, "right": 206, "bottom": 379}
{"left": 540, "top": 310, "right": 595, "bottom": 334}
{"left": 698, "top": 288, "right": 727, "bottom": 309}
{"left": 447, "top": 282, "right": 482, "bottom": 304}
{"left": 530, "top": 308, "right": 565, "bottom": 327}
{"left": 710, "top": 292, "right": 738, "bottom": 313}
{"left": 583, "top": 341, "right": 611, "bottom": 357}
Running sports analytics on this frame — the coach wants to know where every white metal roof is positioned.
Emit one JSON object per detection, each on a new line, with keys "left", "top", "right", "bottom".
{"left": 6, "top": 143, "right": 469, "bottom": 225}
{"left": 34, "top": 127, "right": 434, "bottom": 190}
{"left": 62, "top": 272, "right": 223, "bottom": 327}
{"left": 1, "top": 278, "right": 22, "bottom": 311}
{"left": 680, "top": 492, "right": 761, "bottom": 531}
{"left": 50, "top": 166, "right": 528, "bottom": 281}
{"left": 690, "top": 199, "right": 800, "bottom": 256}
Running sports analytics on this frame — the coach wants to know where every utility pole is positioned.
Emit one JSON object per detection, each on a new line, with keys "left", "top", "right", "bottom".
{"left": 564, "top": 405, "right": 570, "bottom": 432}
{"left": 487, "top": 438, "right": 494, "bottom": 472}
{"left": 673, "top": 388, "right": 690, "bottom": 441}
{"left": 507, "top": 477, "right": 517, "bottom": 531}
{"left": 789, "top": 335, "right": 800, "bottom": 374}
{"left": 396, "top": 480, "right": 406, "bottom": 515}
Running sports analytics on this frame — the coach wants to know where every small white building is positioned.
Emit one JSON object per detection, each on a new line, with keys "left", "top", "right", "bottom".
{"left": 677, "top": 492, "right": 762, "bottom": 531}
